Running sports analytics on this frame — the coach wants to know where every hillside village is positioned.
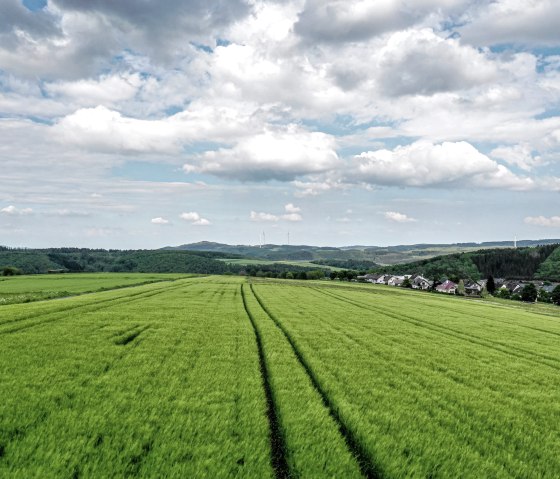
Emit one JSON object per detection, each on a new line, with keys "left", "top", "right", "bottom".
{"left": 355, "top": 273, "right": 560, "bottom": 303}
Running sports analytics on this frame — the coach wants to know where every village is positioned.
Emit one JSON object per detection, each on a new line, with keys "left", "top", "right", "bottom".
{"left": 355, "top": 273, "right": 560, "bottom": 302}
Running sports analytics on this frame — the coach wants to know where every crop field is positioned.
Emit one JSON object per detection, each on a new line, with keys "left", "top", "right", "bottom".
{"left": 0, "top": 273, "right": 187, "bottom": 305}
{"left": 1, "top": 276, "right": 560, "bottom": 478}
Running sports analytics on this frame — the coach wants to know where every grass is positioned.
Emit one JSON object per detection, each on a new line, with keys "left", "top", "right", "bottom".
{"left": 0, "top": 272, "right": 189, "bottom": 305}
{"left": 1, "top": 275, "right": 560, "bottom": 477}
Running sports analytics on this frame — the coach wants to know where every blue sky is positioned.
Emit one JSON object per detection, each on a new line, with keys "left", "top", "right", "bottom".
{"left": 1, "top": 0, "right": 560, "bottom": 248}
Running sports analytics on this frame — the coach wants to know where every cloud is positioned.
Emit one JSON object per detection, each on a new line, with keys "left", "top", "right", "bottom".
{"left": 284, "top": 203, "right": 301, "bottom": 213}
{"left": 352, "top": 140, "right": 534, "bottom": 190}
{"left": 385, "top": 211, "right": 417, "bottom": 223}
{"left": 490, "top": 144, "right": 543, "bottom": 172}
{"left": 524, "top": 215, "right": 560, "bottom": 227}
{"left": 294, "top": 0, "right": 469, "bottom": 44}
{"left": 184, "top": 126, "right": 340, "bottom": 181}
{"left": 250, "top": 211, "right": 279, "bottom": 222}
{"left": 0, "top": 205, "right": 33, "bottom": 215}
{"left": 151, "top": 217, "right": 170, "bottom": 225}
{"left": 180, "top": 211, "right": 210, "bottom": 225}
{"left": 250, "top": 209, "right": 303, "bottom": 222}
{"left": 459, "top": 0, "right": 560, "bottom": 47}
{"left": 376, "top": 29, "right": 498, "bottom": 97}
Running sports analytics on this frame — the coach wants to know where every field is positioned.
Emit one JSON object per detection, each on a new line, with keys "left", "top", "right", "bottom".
{"left": 219, "top": 258, "right": 343, "bottom": 270}
{"left": 0, "top": 273, "right": 187, "bottom": 305}
{"left": 1, "top": 276, "right": 560, "bottom": 477}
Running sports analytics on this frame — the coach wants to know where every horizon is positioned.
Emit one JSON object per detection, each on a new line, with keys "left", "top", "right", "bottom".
{"left": 1, "top": 1, "right": 560, "bottom": 248}
{"left": 3, "top": 236, "right": 560, "bottom": 251}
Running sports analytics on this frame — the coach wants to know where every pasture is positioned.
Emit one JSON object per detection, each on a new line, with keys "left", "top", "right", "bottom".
{"left": 1, "top": 275, "right": 559, "bottom": 478}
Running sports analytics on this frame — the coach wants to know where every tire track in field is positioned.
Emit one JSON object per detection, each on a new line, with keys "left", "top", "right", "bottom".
{"left": 313, "top": 287, "right": 560, "bottom": 371}
{"left": 0, "top": 283, "right": 212, "bottom": 469}
{"left": 0, "top": 281, "right": 193, "bottom": 335}
{"left": 240, "top": 285, "right": 290, "bottom": 479}
{"left": 249, "top": 284, "right": 381, "bottom": 479}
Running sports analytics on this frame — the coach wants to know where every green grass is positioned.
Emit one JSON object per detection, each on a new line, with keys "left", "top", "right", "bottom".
{"left": 1, "top": 275, "right": 560, "bottom": 477}
{"left": 0, "top": 273, "right": 189, "bottom": 305}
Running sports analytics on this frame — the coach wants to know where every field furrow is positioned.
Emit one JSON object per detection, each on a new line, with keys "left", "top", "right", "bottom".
{"left": 252, "top": 282, "right": 560, "bottom": 478}
{"left": 243, "top": 284, "right": 366, "bottom": 478}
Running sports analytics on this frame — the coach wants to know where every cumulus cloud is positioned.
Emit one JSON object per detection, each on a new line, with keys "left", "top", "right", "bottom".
{"left": 385, "top": 211, "right": 417, "bottom": 223}
{"left": 490, "top": 144, "right": 543, "bottom": 171}
{"left": 285, "top": 203, "right": 301, "bottom": 213}
{"left": 180, "top": 211, "right": 210, "bottom": 226}
{"left": 151, "top": 217, "right": 170, "bottom": 225}
{"left": 524, "top": 215, "right": 560, "bottom": 227}
{"left": 294, "top": 0, "right": 469, "bottom": 44}
{"left": 184, "top": 126, "right": 339, "bottom": 181}
{"left": 377, "top": 29, "right": 498, "bottom": 97}
{"left": 352, "top": 140, "right": 534, "bottom": 190}
{"left": 459, "top": 0, "right": 560, "bottom": 46}
{"left": 0, "top": 205, "right": 33, "bottom": 215}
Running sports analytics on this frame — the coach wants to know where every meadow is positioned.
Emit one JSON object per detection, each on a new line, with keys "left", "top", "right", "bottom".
{"left": 1, "top": 275, "right": 559, "bottom": 478}
{"left": 0, "top": 273, "right": 187, "bottom": 305}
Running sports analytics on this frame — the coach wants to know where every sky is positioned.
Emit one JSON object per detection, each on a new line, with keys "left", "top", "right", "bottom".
{"left": 1, "top": 0, "right": 560, "bottom": 248}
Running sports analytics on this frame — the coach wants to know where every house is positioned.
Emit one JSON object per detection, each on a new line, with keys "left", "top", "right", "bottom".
{"left": 411, "top": 275, "right": 432, "bottom": 290}
{"left": 387, "top": 275, "right": 405, "bottom": 286}
{"left": 436, "top": 280, "right": 457, "bottom": 294}
{"left": 464, "top": 281, "right": 484, "bottom": 296}
{"left": 376, "top": 275, "right": 390, "bottom": 284}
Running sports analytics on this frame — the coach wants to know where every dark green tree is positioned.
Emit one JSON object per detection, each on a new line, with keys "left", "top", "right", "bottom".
{"left": 521, "top": 283, "right": 538, "bottom": 302}
{"left": 402, "top": 278, "right": 412, "bottom": 288}
{"left": 486, "top": 275, "right": 496, "bottom": 294}
{"left": 551, "top": 285, "right": 560, "bottom": 305}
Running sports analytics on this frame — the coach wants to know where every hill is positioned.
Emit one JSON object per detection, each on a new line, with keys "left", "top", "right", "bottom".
{"left": 166, "top": 239, "right": 560, "bottom": 265}
{"left": 374, "top": 244, "right": 560, "bottom": 281}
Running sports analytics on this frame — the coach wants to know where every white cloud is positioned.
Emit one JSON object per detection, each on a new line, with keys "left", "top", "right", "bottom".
{"left": 459, "top": 0, "right": 560, "bottom": 46}
{"left": 376, "top": 29, "right": 498, "bottom": 97}
{"left": 180, "top": 211, "right": 210, "bottom": 225}
{"left": 284, "top": 203, "right": 301, "bottom": 213}
{"left": 46, "top": 73, "right": 143, "bottom": 106}
{"left": 385, "top": 211, "right": 417, "bottom": 223}
{"left": 151, "top": 217, "right": 170, "bottom": 225}
{"left": 490, "top": 144, "right": 543, "bottom": 171}
{"left": 0, "top": 205, "right": 33, "bottom": 215}
{"left": 250, "top": 211, "right": 279, "bottom": 222}
{"left": 282, "top": 213, "right": 303, "bottom": 222}
{"left": 352, "top": 140, "right": 534, "bottom": 190}
{"left": 250, "top": 210, "right": 303, "bottom": 222}
{"left": 524, "top": 215, "right": 560, "bottom": 227}
{"left": 185, "top": 126, "right": 340, "bottom": 181}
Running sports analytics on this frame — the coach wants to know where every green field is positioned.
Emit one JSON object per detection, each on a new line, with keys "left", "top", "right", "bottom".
{"left": 0, "top": 273, "right": 188, "bottom": 305}
{"left": 219, "top": 258, "right": 343, "bottom": 271}
{"left": 1, "top": 276, "right": 560, "bottom": 477}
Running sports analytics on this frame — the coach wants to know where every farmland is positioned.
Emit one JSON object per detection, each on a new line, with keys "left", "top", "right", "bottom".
{"left": 1, "top": 276, "right": 560, "bottom": 477}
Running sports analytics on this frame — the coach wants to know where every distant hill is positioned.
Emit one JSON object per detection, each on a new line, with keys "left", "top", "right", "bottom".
{"left": 374, "top": 244, "right": 560, "bottom": 281}
{"left": 0, "top": 248, "right": 234, "bottom": 275}
{"left": 164, "top": 239, "right": 560, "bottom": 266}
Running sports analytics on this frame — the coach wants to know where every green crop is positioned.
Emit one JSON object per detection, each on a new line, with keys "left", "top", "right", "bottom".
{"left": 1, "top": 275, "right": 560, "bottom": 477}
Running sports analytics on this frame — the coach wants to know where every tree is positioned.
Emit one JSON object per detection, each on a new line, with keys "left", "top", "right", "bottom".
{"left": 402, "top": 278, "right": 412, "bottom": 288}
{"left": 456, "top": 279, "right": 465, "bottom": 296}
{"left": 551, "top": 285, "right": 560, "bottom": 305}
{"left": 297, "top": 271, "right": 308, "bottom": 280}
{"left": 1, "top": 266, "right": 22, "bottom": 276}
{"left": 521, "top": 283, "right": 538, "bottom": 302}
{"left": 329, "top": 271, "right": 338, "bottom": 280}
{"left": 486, "top": 275, "right": 496, "bottom": 295}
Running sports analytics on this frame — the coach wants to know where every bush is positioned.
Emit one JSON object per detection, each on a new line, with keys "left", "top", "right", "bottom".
{"left": 2, "top": 266, "right": 22, "bottom": 276}
{"left": 521, "top": 283, "right": 538, "bottom": 302}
